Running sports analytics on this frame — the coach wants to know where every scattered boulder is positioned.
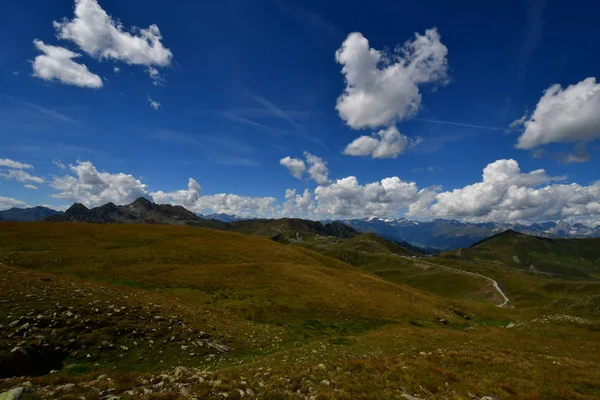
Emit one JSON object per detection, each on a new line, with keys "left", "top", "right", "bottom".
{"left": 0, "top": 387, "right": 28, "bottom": 400}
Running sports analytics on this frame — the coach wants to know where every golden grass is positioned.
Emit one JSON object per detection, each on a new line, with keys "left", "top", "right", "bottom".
{"left": 0, "top": 222, "right": 599, "bottom": 399}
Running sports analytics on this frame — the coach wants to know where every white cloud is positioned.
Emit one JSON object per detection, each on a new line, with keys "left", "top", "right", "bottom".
{"left": 335, "top": 28, "right": 448, "bottom": 130}
{"left": 0, "top": 158, "right": 33, "bottom": 169}
{"left": 314, "top": 176, "right": 421, "bottom": 217}
{"left": 282, "top": 189, "right": 315, "bottom": 217}
{"left": 304, "top": 152, "right": 331, "bottom": 185}
{"left": 151, "top": 178, "right": 277, "bottom": 217}
{"left": 54, "top": 0, "right": 172, "bottom": 67}
{"left": 28, "top": 158, "right": 600, "bottom": 226}
{"left": 151, "top": 178, "right": 201, "bottom": 209}
{"left": 50, "top": 161, "right": 149, "bottom": 207}
{"left": 0, "top": 169, "right": 45, "bottom": 184}
{"left": 113, "top": 66, "right": 120, "bottom": 74}
{"left": 24, "top": 184, "right": 38, "bottom": 190}
{"left": 53, "top": 158, "right": 67, "bottom": 169}
{"left": 280, "top": 152, "right": 330, "bottom": 184}
{"left": 280, "top": 156, "right": 306, "bottom": 179}
{"left": 147, "top": 67, "right": 164, "bottom": 86}
{"left": 0, "top": 196, "right": 28, "bottom": 211}
{"left": 514, "top": 77, "right": 600, "bottom": 149}
{"left": 195, "top": 194, "right": 277, "bottom": 217}
{"left": 32, "top": 40, "right": 103, "bottom": 88}
{"left": 424, "top": 159, "right": 600, "bottom": 223}
{"left": 343, "top": 126, "right": 421, "bottom": 158}
{"left": 148, "top": 97, "right": 161, "bottom": 110}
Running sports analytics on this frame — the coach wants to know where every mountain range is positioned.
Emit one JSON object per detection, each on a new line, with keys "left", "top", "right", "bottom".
{"left": 3, "top": 200, "right": 600, "bottom": 251}
{"left": 197, "top": 214, "right": 600, "bottom": 250}
{"left": 337, "top": 217, "right": 600, "bottom": 251}
{"left": 44, "top": 197, "right": 227, "bottom": 229}
{"left": 0, "top": 206, "right": 62, "bottom": 221}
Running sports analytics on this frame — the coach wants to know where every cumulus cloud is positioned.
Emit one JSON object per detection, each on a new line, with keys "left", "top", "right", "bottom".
{"left": 195, "top": 194, "right": 277, "bottom": 217}
{"left": 314, "top": 176, "right": 422, "bottom": 217}
{"left": 54, "top": 0, "right": 172, "bottom": 67}
{"left": 47, "top": 161, "right": 276, "bottom": 216}
{"left": 344, "top": 126, "right": 421, "bottom": 158}
{"left": 28, "top": 158, "right": 600, "bottom": 225}
{"left": 425, "top": 159, "right": 600, "bottom": 223}
{"left": 148, "top": 97, "right": 161, "bottom": 110}
{"left": 24, "top": 184, "right": 38, "bottom": 190}
{"left": 0, "top": 159, "right": 33, "bottom": 169}
{"left": 280, "top": 152, "right": 330, "bottom": 184}
{"left": 151, "top": 178, "right": 277, "bottom": 217}
{"left": 304, "top": 152, "right": 331, "bottom": 185}
{"left": 279, "top": 156, "right": 306, "bottom": 179}
{"left": 0, "top": 196, "right": 28, "bottom": 211}
{"left": 151, "top": 178, "right": 201, "bottom": 209}
{"left": 32, "top": 40, "right": 103, "bottom": 88}
{"left": 514, "top": 77, "right": 600, "bottom": 150}
{"left": 50, "top": 161, "right": 149, "bottom": 207}
{"left": 282, "top": 189, "right": 315, "bottom": 217}
{"left": 0, "top": 170, "right": 45, "bottom": 184}
{"left": 335, "top": 28, "right": 448, "bottom": 130}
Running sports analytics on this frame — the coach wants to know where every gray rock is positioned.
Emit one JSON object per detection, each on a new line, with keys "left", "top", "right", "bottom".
{"left": 0, "top": 387, "right": 28, "bottom": 400}
{"left": 56, "top": 383, "right": 75, "bottom": 391}
{"left": 401, "top": 395, "right": 423, "bottom": 400}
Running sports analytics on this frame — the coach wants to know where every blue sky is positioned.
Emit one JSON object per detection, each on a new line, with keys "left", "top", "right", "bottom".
{"left": 1, "top": 0, "right": 599, "bottom": 224}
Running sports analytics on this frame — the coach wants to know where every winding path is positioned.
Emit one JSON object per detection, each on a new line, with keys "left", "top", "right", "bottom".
{"left": 404, "top": 257, "right": 510, "bottom": 307}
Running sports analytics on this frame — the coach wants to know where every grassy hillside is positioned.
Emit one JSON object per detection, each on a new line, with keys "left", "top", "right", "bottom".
{"left": 0, "top": 223, "right": 447, "bottom": 326}
{"left": 1, "top": 222, "right": 600, "bottom": 399}
{"left": 444, "top": 230, "right": 600, "bottom": 279}
{"left": 229, "top": 218, "right": 358, "bottom": 240}
{"left": 279, "top": 233, "right": 496, "bottom": 304}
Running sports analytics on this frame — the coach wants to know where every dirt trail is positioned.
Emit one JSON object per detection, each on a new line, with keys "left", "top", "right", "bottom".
{"left": 406, "top": 257, "right": 510, "bottom": 307}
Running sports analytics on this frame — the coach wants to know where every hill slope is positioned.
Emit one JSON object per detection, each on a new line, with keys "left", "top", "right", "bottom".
{"left": 445, "top": 230, "right": 600, "bottom": 279}
{"left": 1, "top": 223, "right": 600, "bottom": 399}
{"left": 230, "top": 218, "right": 359, "bottom": 240}
{"left": 0, "top": 222, "right": 449, "bottom": 338}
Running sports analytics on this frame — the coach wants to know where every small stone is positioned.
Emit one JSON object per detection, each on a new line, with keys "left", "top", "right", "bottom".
{"left": 401, "top": 395, "right": 423, "bottom": 400}
{"left": 56, "top": 383, "right": 75, "bottom": 391}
